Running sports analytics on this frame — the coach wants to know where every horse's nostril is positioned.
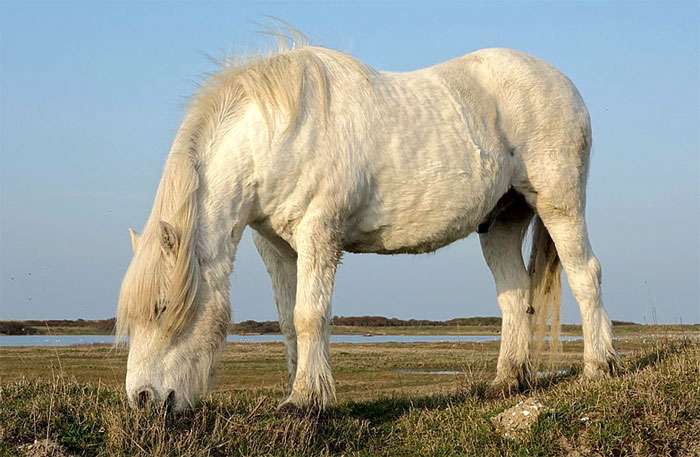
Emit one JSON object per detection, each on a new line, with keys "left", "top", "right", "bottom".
{"left": 164, "top": 390, "right": 175, "bottom": 410}
{"left": 137, "top": 388, "right": 152, "bottom": 407}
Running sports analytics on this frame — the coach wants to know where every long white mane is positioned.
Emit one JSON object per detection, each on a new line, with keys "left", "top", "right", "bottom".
{"left": 189, "top": 32, "right": 375, "bottom": 144}
{"left": 116, "top": 152, "right": 200, "bottom": 342}
{"left": 116, "top": 32, "right": 375, "bottom": 342}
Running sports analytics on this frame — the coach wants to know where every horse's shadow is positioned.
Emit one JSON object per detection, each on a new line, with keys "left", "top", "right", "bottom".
{"left": 340, "top": 382, "right": 488, "bottom": 425}
{"left": 338, "top": 367, "right": 579, "bottom": 425}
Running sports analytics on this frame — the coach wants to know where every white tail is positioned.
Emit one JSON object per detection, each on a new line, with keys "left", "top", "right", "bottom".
{"left": 528, "top": 216, "right": 562, "bottom": 356}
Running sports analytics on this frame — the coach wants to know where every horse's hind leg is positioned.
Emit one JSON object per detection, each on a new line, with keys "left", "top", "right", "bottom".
{"left": 253, "top": 231, "right": 298, "bottom": 390}
{"left": 536, "top": 207, "right": 617, "bottom": 377}
{"left": 479, "top": 198, "right": 534, "bottom": 391}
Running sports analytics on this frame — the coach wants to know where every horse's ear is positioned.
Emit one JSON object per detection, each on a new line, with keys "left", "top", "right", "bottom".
{"left": 159, "top": 221, "right": 179, "bottom": 256}
{"left": 128, "top": 228, "right": 140, "bottom": 253}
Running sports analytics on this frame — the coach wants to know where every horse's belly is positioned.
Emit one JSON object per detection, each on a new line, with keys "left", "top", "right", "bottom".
{"left": 343, "top": 177, "right": 502, "bottom": 255}
{"left": 343, "top": 216, "right": 474, "bottom": 254}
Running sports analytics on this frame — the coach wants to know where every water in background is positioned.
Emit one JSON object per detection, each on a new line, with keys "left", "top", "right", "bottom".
{"left": 1, "top": 334, "right": 499, "bottom": 347}
{"left": 0, "top": 334, "right": 582, "bottom": 347}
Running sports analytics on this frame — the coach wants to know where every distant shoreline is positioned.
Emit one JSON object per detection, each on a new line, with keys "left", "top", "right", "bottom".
{"left": 2, "top": 316, "right": 695, "bottom": 337}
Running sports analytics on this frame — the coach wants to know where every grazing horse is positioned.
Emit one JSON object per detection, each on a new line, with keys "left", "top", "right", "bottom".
{"left": 117, "top": 37, "right": 616, "bottom": 411}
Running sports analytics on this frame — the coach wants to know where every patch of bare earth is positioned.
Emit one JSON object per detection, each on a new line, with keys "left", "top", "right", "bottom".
{"left": 19, "top": 439, "right": 75, "bottom": 457}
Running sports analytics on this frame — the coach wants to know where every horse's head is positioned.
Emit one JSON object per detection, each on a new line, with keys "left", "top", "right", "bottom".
{"left": 116, "top": 155, "right": 228, "bottom": 411}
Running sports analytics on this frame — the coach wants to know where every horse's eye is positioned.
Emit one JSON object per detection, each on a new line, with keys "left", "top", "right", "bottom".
{"left": 154, "top": 302, "right": 167, "bottom": 318}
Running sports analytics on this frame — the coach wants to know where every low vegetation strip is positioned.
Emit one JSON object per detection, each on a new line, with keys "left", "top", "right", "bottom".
{"left": 232, "top": 316, "right": 506, "bottom": 335}
{"left": 2, "top": 317, "right": 504, "bottom": 336}
{"left": 0, "top": 316, "right": 650, "bottom": 336}
{"left": 0, "top": 319, "right": 116, "bottom": 336}
{"left": 1, "top": 340, "right": 697, "bottom": 456}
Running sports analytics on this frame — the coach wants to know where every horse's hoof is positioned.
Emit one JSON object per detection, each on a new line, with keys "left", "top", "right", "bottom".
{"left": 276, "top": 399, "right": 306, "bottom": 416}
{"left": 487, "top": 378, "right": 521, "bottom": 399}
{"left": 583, "top": 356, "right": 618, "bottom": 379}
{"left": 583, "top": 365, "right": 610, "bottom": 380}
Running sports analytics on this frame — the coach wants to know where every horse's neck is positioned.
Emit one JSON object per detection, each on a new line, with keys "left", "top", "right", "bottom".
{"left": 186, "top": 117, "right": 255, "bottom": 280}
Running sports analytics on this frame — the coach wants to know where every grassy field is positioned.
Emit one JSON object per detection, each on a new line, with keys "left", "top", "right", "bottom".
{"left": 1, "top": 331, "right": 698, "bottom": 456}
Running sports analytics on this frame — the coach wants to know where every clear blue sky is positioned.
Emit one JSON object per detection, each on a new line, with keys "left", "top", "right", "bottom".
{"left": 1, "top": 1, "right": 698, "bottom": 324}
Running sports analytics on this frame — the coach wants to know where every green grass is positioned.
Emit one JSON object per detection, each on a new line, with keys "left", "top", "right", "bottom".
{"left": 1, "top": 338, "right": 698, "bottom": 456}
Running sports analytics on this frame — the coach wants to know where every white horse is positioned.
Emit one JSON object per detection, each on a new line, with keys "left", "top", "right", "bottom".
{"left": 117, "top": 36, "right": 616, "bottom": 411}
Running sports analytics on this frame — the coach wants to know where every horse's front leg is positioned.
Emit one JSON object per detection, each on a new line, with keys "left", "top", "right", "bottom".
{"left": 279, "top": 217, "right": 340, "bottom": 411}
{"left": 252, "top": 232, "right": 298, "bottom": 390}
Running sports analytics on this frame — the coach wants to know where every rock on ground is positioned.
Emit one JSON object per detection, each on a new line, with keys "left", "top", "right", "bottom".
{"left": 491, "top": 398, "right": 550, "bottom": 440}
{"left": 20, "top": 439, "right": 75, "bottom": 457}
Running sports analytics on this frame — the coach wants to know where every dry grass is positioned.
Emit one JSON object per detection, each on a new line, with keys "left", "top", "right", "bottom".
{"left": 1, "top": 337, "right": 698, "bottom": 456}
{"left": 0, "top": 341, "right": 503, "bottom": 401}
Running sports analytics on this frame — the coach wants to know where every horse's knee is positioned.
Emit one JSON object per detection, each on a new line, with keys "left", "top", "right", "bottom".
{"left": 497, "top": 287, "right": 530, "bottom": 311}
{"left": 293, "top": 308, "right": 327, "bottom": 338}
